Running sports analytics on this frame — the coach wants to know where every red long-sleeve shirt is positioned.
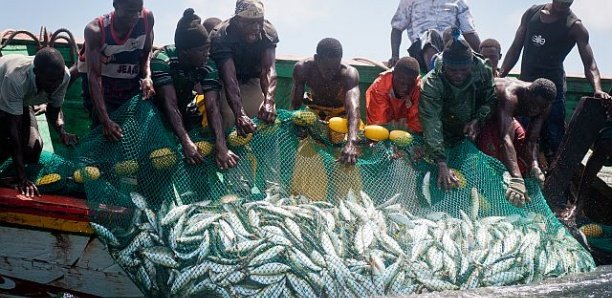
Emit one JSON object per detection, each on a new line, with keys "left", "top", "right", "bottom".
{"left": 365, "top": 70, "right": 422, "bottom": 133}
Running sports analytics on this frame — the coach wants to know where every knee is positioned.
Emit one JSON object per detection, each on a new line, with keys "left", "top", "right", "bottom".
{"left": 23, "top": 139, "right": 43, "bottom": 164}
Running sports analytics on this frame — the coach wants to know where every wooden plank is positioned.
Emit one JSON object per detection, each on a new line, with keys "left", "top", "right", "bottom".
{"left": 0, "top": 187, "right": 130, "bottom": 235}
{"left": 0, "top": 274, "right": 97, "bottom": 298}
{"left": 75, "top": 238, "right": 118, "bottom": 271}
{"left": 0, "top": 257, "right": 141, "bottom": 297}
{"left": 0, "top": 226, "right": 88, "bottom": 264}
{"left": 0, "top": 212, "right": 93, "bottom": 234}
{"left": 0, "top": 226, "right": 141, "bottom": 297}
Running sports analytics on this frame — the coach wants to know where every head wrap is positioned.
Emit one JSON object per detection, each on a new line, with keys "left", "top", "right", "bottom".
{"left": 175, "top": 8, "right": 209, "bottom": 50}
{"left": 235, "top": 0, "right": 264, "bottom": 19}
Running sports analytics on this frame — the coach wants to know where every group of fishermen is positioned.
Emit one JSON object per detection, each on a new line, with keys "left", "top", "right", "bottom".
{"left": 0, "top": 0, "right": 610, "bottom": 228}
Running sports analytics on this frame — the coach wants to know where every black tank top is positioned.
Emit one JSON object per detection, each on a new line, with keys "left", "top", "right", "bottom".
{"left": 519, "top": 4, "right": 579, "bottom": 88}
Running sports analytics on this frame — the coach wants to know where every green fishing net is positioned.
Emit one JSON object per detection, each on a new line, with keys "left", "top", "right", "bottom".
{"left": 0, "top": 96, "right": 596, "bottom": 297}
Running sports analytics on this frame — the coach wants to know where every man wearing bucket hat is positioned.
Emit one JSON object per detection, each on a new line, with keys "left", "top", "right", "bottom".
{"left": 151, "top": 8, "right": 238, "bottom": 169}
{"left": 500, "top": 0, "right": 611, "bottom": 165}
{"left": 210, "top": 0, "right": 279, "bottom": 135}
{"left": 419, "top": 29, "right": 496, "bottom": 191}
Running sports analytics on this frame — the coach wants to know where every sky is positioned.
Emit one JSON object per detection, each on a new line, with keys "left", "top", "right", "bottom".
{"left": 2, "top": 0, "right": 611, "bottom": 78}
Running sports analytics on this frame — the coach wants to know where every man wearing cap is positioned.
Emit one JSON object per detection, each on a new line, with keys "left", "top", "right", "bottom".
{"left": 80, "top": 0, "right": 155, "bottom": 142}
{"left": 419, "top": 36, "right": 496, "bottom": 190}
{"left": 500, "top": 0, "right": 611, "bottom": 164}
{"left": 151, "top": 8, "right": 238, "bottom": 169}
{"left": 388, "top": 0, "right": 481, "bottom": 72}
{"left": 210, "top": 0, "right": 279, "bottom": 135}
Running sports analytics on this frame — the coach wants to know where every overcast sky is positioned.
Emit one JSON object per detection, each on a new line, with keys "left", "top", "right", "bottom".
{"left": 3, "top": 0, "right": 611, "bottom": 78}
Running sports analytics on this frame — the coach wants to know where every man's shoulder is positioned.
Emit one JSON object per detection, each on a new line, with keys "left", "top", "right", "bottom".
{"left": 294, "top": 58, "right": 314, "bottom": 74}
{"left": 341, "top": 63, "right": 360, "bottom": 80}
{"left": 263, "top": 20, "right": 279, "bottom": 43}
{"left": 203, "top": 59, "right": 219, "bottom": 74}
{"left": 152, "top": 46, "right": 176, "bottom": 63}
{"left": 210, "top": 19, "right": 232, "bottom": 43}
{"left": 0, "top": 55, "right": 33, "bottom": 74}
{"left": 371, "top": 70, "right": 394, "bottom": 90}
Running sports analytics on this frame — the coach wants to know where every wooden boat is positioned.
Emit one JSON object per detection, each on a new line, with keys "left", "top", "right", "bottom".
{"left": 1, "top": 28, "right": 611, "bottom": 297}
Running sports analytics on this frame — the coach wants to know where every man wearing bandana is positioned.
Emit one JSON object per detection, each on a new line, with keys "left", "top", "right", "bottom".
{"left": 500, "top": 0, "right": 611, "bottom": 165}
{"left": 210, "top": 0, "right": 279, "bottom": 135}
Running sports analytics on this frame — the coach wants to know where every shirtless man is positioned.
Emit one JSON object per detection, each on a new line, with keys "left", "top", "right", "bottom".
{"left": 477, "top": 78, "right": 557, "bottom": 206}
{"left": 291, "top": 38, "right": 360, "bottom": 164}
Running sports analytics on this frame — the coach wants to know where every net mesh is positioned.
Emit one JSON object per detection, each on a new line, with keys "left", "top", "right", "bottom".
{"left": 1, "top": 96, "right": 596, "bottom": 296}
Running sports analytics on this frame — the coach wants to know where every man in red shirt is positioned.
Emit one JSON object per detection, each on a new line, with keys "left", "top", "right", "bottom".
{"left": 366, "top": 57, "right": 421, "bottom": 133}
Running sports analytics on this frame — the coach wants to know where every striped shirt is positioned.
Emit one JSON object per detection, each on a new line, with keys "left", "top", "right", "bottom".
{"left": 151, "top": 45, "right": 221, "bottom": 111}
{"left": 391, "top": 0, "right": 476, "bottom": 43}
{"left": 80, "top": 9, "right": 151, "bottom": 106}
{"left": 0, "top": 54, "right": 70, "bottom": 115}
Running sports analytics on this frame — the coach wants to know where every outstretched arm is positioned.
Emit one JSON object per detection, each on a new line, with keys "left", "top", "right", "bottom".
{"left": 500, "top": 9, "right": 530, "bottom": 77}
{"left": 525, "top": 106, "right": 548, "bottom": 188}
{"left": 572, "top": 21, "right": 610, "bottom": 99}
{"left": 258, "top": 47, "right": 277, "bottom": 122}
{"left": 139, "top": 11, "right": 156, "bottom": 99}
{"left": 6, "top": 114, "right": 39, "bottom": 197}
{"left": 498, "top": 99, "right": 521, "bottom": 178}
{"left": 45, "top": 105, "right": 78, "bottom": 147}
{"left": 339, "top": 67, "right": 361, "bottom": 164}
{"left": 290, "top": 61, "right": 306, "bottom": 110}
{"left": 203, "top": 88, "right": 239, "bottom": 169}
{"left": 157, "top": 84, "right": 202, "bottom": 165}
{"left": 85, "top": 21, "right": 123, "bottom": 141}
{"left": 389, "top": 28, "right": 403, "bottom": 67}
{"left": 219, "top": 58, "right": 256, "bottom": 136}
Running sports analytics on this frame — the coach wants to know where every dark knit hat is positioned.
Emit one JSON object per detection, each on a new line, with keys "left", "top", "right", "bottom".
{"left": 442, "top": 28, "right": 473, "bottom": 67}
{"left": 175, "top": 8, "right": 209, "bottom": 50}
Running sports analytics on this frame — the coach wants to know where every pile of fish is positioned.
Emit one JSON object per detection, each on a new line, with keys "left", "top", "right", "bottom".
{"left": 90, "top": 186, "right": 595, "bottom": 297}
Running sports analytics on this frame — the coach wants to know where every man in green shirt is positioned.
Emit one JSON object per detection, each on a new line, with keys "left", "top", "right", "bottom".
{"left": 419, "top": 33, "right": 496, "bottom": 190}
{"left": 151, "top": 8, "right": 238, "bottom": 169}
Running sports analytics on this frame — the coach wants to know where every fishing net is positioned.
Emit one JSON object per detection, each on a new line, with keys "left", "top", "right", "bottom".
{"left": 1, "top": 96, "right": 595, "bottom": 296}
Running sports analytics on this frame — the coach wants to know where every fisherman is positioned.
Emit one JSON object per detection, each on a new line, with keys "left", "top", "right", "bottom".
{"left": 500, "top": 0, "right": 611, "bottom": 164}
{"left": 210, "top": 0, "right": 278, "bottom": 135}
{"left": 80, "top": 0, "right": 155, "bottom": 141}
{"left": 476, "top": 78, "right": 557, "bottom": 207}
{"left": 388, "top": 0, "right": 481, "bottom": 72}
{"left": 365, "top": 56, "right": 422, "bottom": 134}
{"left": 151, "top": 8, "right": 238, "bottom": 169}
{"left": 0, "top": 48, "right": 78, "bottom": 197}
{"left": 419, "top": 34, "right": 496, "bottom": 190}
{"left": 290, "top": 38, "right": 360, "bottom": 164}
{"left": 479, "top": 39, "right": 502, "bottom": 78}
